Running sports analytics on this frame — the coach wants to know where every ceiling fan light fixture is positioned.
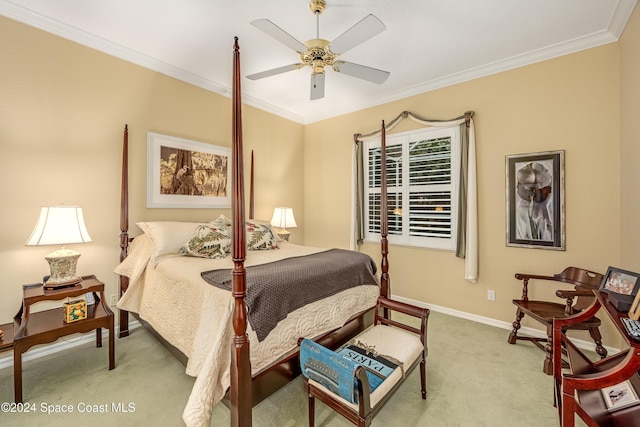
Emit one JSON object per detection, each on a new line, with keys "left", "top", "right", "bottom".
{"left": 302, "top": 39, "right": 335, "bottom": 73}
{"left": 312, "top": 62, "right": 325, "bottom": 74}
{"left": 247, "top": 0, "right": 389, "bottom": 100}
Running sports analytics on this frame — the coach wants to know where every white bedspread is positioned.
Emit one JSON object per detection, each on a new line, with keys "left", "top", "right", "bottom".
{"left": 115, "top": 236, "right": 379, "bottom": 427}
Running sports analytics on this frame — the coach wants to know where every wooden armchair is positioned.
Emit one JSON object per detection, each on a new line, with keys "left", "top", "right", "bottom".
{"left": 300, "top": 297, "right": 429, "bottom": 427}
{"left": 507, "top": 266, "right": 607, "bottom": 375}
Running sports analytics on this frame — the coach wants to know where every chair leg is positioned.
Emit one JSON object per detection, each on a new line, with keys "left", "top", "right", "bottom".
{"left": 508, "top": 309, "right": 525, "bottom": 344}
{"left": 543, "top": 326, "right": 553, "bottom": 375}
{"left": 308, "top": 392, "right": 315, "bottom": 427}
{"left": 420, "top": 356, "right": 427, "bottom": 399}
{"left": 588, "top": 327, "right": 607, "bottom": 359}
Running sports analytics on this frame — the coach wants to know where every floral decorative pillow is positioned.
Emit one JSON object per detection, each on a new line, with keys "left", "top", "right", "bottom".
{"left": 212, "top": 214, "right": 232, "bottom": 227}
{"left": 246, "top": 220, "right": 279, "bottom": 250}
{"left": 179, "top": 223, "right": 231, "bottom": 258}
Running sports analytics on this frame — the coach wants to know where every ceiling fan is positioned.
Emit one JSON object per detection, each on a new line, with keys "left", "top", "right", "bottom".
{"left": 246, "top": 0, "right": 390, "bottom": 100}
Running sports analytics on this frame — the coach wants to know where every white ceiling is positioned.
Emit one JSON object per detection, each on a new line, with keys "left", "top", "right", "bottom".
{"left": 0, "top": 0, "right": 636, "bottom": 124}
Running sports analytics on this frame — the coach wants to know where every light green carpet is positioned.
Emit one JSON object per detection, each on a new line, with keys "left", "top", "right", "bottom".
{"left": 0, "top": 311, "right": 576, "bottom": 426}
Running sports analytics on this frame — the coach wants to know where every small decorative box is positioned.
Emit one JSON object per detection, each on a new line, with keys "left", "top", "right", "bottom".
{"left": 63, "top": 299, "right": 87, "bottom": 323}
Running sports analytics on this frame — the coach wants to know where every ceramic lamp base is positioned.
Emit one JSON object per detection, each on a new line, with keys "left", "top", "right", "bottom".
{"left": 276, "top": 229, "right": 291, "bottom": 241}
{"left": 44, "top": 248, "right": 82, "bottom": 289}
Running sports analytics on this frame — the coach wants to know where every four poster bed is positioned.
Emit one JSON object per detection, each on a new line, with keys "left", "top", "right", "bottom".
{"left": 115, "top": 38, "right": 392, "bottom": 427}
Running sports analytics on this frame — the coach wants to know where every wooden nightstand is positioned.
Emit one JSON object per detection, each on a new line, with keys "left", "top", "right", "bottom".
{"left": 0, "top": 323, "right": 14, "bottom": 352}
{"left": 8, "top": 274, "right": 115, "bottom": 403}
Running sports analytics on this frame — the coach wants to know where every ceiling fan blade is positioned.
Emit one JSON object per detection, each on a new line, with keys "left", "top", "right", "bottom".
{"left": 330, "top": 14, "right": 386, "bottom": 55}
{"left": 251, "top": 19, "right": 307, "bottom": 52}
{"left": 246, "top": 63, "right": 303, "bottom": 80}
{"left": 333, "top": 61, "right": 390, "bottom": 84}
{"left": 310, "top": 72, "right": 325, "bottom": 100}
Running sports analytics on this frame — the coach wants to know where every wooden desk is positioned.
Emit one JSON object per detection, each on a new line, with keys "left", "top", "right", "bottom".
{"left": 553, "top": 291, "right": 640, "bottom": 426}
{"left": 11, "top": 275, "right": 115, "bottom": 403}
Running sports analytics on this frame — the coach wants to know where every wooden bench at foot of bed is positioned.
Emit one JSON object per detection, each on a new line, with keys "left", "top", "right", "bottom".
{"left": 224, "top": 307, "right": 375, "bottom": 407}
{"left": 301, "top": 297, "right": 429, "bottom": 427}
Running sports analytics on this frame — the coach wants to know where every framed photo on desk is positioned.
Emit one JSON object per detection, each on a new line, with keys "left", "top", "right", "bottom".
{"left": 602, "top": 380, "right": 639, "bottom": 411}
{"left": 599, "top": 266, "right": 640, "bottom": 311}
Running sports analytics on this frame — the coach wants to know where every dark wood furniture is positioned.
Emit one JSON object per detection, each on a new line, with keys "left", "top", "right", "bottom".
{"left": 303, "top": 296, "right": 429, "bottom": 427}
{"left": 0, "top": 323, "right": 14, "bottom": 352}
{"left": 553, "top": 291, "right": 640, "bottom": 427}
{"left": 116, "top": 39, "right": 391, "bottom": 427}
{"left": 508, "top": 266, "right": 607, "bottom": 375}
{"left": 11, "top": 274, "right": 114, "bottom": 403}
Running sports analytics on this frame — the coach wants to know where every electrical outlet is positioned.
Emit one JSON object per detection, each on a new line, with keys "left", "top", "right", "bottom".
{"left": 109, "top": 294, "right": 119, "bottom": 307}
{"left": 487, "top": 290, "right": 496, "bottom": 301}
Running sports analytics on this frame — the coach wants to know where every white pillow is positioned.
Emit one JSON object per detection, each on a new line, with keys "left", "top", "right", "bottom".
{"left": 136, "top": 221, "right": 205, "bottom": 263}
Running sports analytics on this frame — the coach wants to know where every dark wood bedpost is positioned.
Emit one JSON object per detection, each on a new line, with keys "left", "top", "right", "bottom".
{"left": 249, "top": 150, "right": 254, "bottom": 220}
{"left": 230, "top": 37, "right": 252, "bottom": 427}
{"left": 379, "top": 120, "right": 390, "bottom": 302}
{"left": 119, "top": 124, "right": 130, "bottom": 338}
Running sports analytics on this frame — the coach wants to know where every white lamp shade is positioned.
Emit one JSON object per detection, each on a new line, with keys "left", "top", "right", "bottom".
{"left": 270, "top": 207, "right": 297, "bottom": 229}
{"left": 26, "top": 206, "right": 92, "bottom": 246}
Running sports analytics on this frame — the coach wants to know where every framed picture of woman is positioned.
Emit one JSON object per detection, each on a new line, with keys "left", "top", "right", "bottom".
{"left": 506, "top": 150, "right": 565, "bottom": 250}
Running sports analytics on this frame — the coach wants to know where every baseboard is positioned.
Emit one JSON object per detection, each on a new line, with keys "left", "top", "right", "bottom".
{"left": 0, "top": 320, "right": 142, "bottom": 370}
{"left": 391, "top": 294, "right": 620, "bottom": 355}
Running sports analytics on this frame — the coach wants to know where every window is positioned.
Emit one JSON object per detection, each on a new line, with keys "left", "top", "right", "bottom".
{"left": 364, "top": 126, "right": 460, "bottom": 250}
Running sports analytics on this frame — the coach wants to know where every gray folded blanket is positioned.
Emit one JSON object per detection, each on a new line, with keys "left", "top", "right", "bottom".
{"left": 201, "top": 249, "right": 378, "bottom": 341}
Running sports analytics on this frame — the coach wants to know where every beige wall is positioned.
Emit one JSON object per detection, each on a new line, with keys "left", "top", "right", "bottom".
{"left": 621, "top": 7, "right": 640, "bottom": 273}
{"left": 0, "top": 17, "right": 304, "bottom": 324}
{"left": 305, "top": 38, "right": 625, "bottom": 345}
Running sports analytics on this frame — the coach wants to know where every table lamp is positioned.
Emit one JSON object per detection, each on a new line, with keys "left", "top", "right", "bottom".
{"left": 270, "top": 207, "right": 297, "bottom": 241}
{"left": 26, "top": 206, "right": 92, "bottom": 289}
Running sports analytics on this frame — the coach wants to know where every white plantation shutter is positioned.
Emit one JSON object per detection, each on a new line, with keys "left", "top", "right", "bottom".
{"left": 408, "top": 136, "right": 452, "bottom": 241}
{"left": 367, "top": 143, "right": 402, "bottom": 236}
{"left": 365, "top": 126, "right": 460, "bottom": 250}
